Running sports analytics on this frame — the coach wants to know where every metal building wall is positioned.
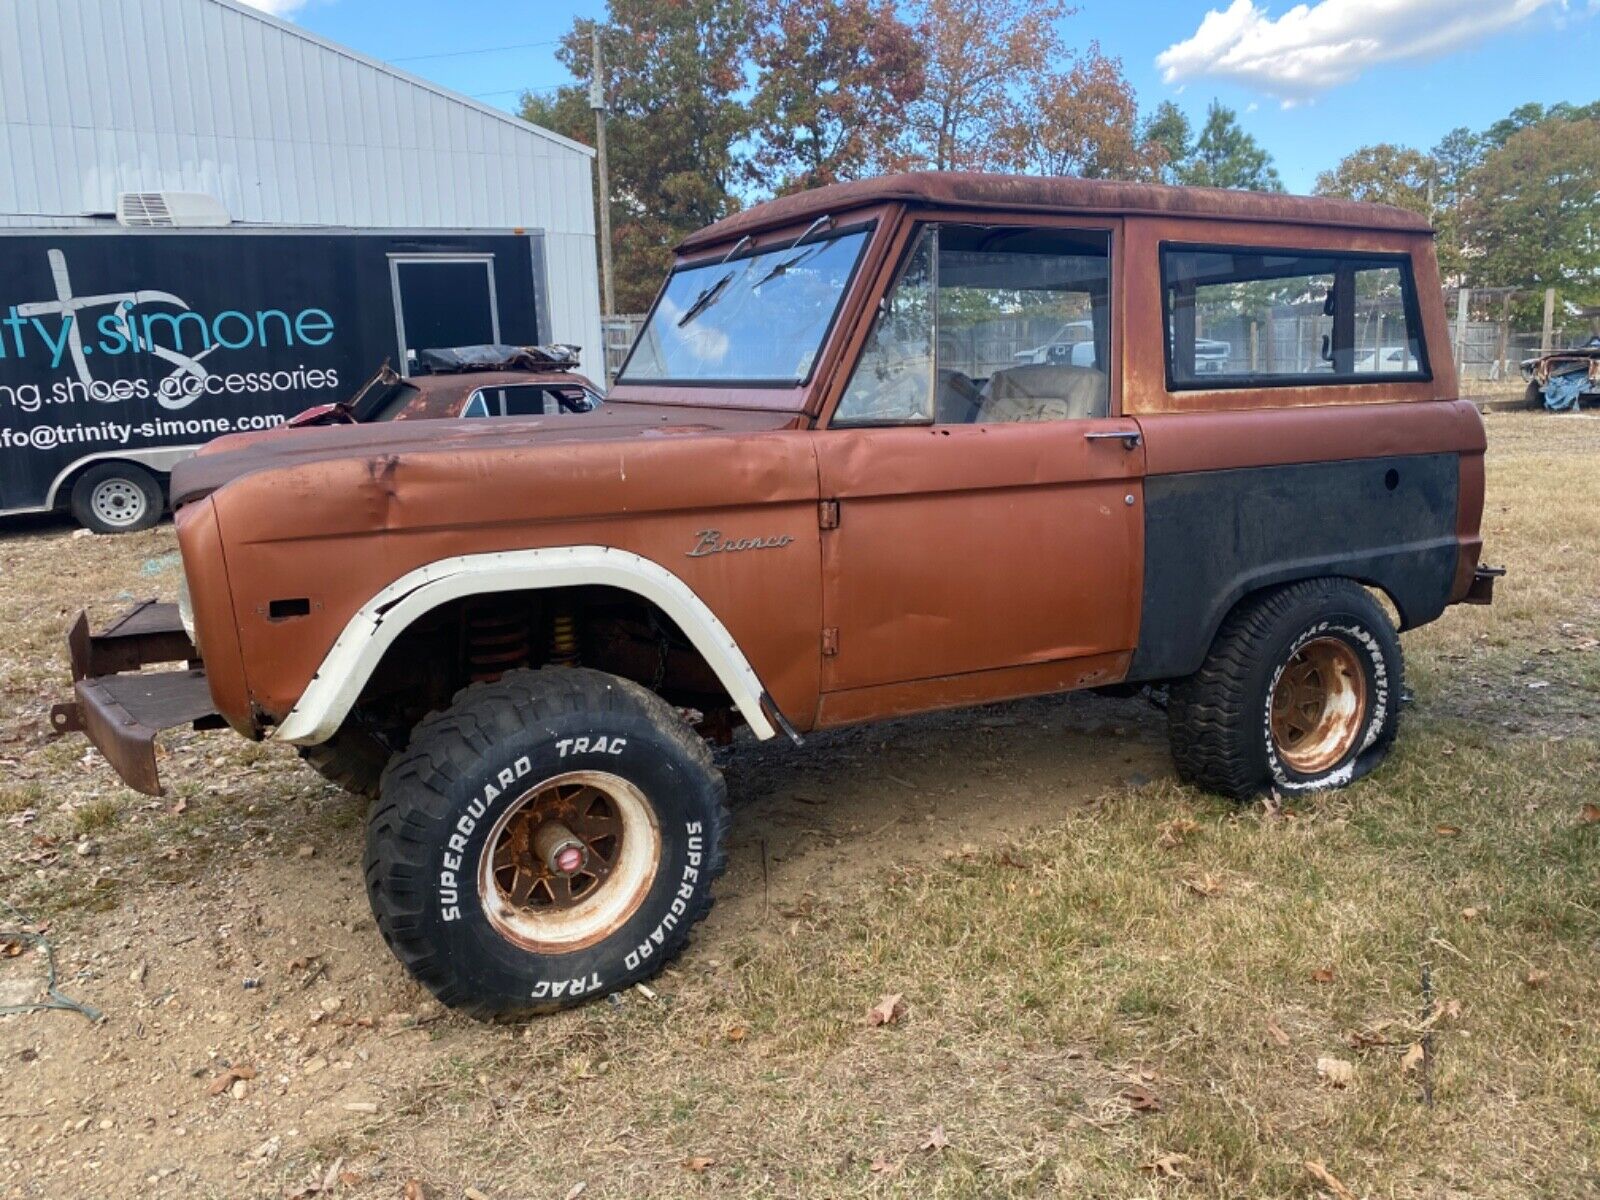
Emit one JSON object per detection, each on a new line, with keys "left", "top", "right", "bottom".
{"left": 0, "top": 0, "right": 604, "bottom": 375}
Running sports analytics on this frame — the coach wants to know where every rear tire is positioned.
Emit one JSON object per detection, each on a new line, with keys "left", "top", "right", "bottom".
{"left": 1524, "top": 380, "right": 1545, "bottom": 411}
{"left": 365, "top": 667, "right": 728, "bottom": 1018}
{"left": 1168, "top": 579, "right": 1402, "bottom": 799}
{"left": 69, "top": 462, "right": 163, "bottom": 534}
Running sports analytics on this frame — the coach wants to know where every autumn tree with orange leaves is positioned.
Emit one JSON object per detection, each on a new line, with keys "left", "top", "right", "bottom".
{"left": 748, "top": 0, "right": 925, "bottom": 194}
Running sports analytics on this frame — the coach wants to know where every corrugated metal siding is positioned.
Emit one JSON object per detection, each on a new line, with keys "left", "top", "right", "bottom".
{"left": 0, "top": 0, "right": 603, "bottom": 374}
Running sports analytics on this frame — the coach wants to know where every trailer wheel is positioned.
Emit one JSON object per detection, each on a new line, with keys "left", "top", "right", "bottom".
{"left": 1524, "top": 380, "right": 1544, "bottom": 410}
{"left": 366, "top": 667, "right": 728, "bottom": 1017}
{"left": 69, "top": 462, "right": 163, "bottom": 534}
{"left": 1168, "top": 579, "right": 1402, "bottom": 799}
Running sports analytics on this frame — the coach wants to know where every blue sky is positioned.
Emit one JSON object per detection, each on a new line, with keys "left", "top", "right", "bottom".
{"left": 266, "top": 0, "right": 1599, "bottom": 194}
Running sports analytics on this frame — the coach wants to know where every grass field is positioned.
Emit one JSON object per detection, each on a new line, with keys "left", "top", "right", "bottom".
{"left": 1, "top": 411, "right": 1597, "bottom": 1199}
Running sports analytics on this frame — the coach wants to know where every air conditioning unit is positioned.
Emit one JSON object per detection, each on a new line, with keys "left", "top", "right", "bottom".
{"left": 116, "top": 191, "right": 231, "bottom": 228}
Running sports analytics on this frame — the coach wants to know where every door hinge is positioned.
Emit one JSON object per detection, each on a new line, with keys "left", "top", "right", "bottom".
{"left": 818, "top": 499, "right": 840, "bottom": 530}
{"left": 821, "top": 627, "right": 839, "bottom": 656}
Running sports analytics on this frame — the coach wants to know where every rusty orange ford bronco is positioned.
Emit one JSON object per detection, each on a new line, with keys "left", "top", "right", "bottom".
{"left": 53, "top": 174, "right": 1499, "bottom": 1016}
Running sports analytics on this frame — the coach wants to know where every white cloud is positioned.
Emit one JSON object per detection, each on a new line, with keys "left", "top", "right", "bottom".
{"left": 1157, "top": 0, "right": 1567, "bottom": 102}
{"left": 237, "top": 0, "right": 307, "bottom": 17}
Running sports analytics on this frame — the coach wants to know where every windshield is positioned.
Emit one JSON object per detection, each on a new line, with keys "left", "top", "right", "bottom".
{"left": 619, "top": 228, "right": 869, "bottom": 385}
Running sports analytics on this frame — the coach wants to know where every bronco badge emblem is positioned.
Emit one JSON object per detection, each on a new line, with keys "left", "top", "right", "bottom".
{"left": 687, "top": 530, "right": 795, "bottom": 558}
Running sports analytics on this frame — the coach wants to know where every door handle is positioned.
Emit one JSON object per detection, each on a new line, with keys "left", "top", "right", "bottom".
{"left": 1084, "top": 430, "right": 1142, "bottom": 449}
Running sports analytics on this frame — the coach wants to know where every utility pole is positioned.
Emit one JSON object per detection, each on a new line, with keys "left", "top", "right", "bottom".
{"left": 589, "top": 24, "right": 615, "bottom": 320}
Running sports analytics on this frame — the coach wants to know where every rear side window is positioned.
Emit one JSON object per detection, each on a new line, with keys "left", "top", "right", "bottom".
{"left": 1162, "top": 245, "right": 1428, "bottom": 388}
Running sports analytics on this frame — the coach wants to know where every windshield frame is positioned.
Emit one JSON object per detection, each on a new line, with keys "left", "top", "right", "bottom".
{"left": 614, "top": 219, "right": 876, "bottom": 392}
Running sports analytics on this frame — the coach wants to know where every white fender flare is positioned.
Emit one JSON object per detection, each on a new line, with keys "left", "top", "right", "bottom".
{"left": 273, "top": 546, "right": 778, "bottom": 746}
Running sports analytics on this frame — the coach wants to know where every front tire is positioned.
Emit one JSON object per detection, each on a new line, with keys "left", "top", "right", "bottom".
{"left": 365, "top": 667, "right": 728, "bottom": 1018}
{"left": 69, "top": 462, "right": 163, "bottom": 534}
{"left": 1168, "top": 579, "right": 1402, "bottom": 799}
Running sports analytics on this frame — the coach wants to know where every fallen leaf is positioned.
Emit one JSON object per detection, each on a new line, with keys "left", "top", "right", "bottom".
{"left": 919, "top": 1125, "right": 949, "bottom": 1152}
{"left": 1346, "top": 1020, "right": 1398, "bottom": 1049}
{"left": 1460, "top": 906, "right": 1481, "bottom": 921}
{"left": 205, "top": 1065, "right": 257, "bottom": 1096}
{"left": 1524, "top": 968, "right": 1551, "bottom": 989}
{"left": 869, "top": 1155, "right": 899, "bottom": 1175}
{"left": 1265, "top": 1019, "right": 1291, "bottom": 1049}
{"left": 1142, "top": 1152, "right": 1193, "bottom": 1179}
{"left": 1304, "top": 1158, "right": 1356, "bottom": 1200}
{"left": 1155, "top": 817, "right": 1197, "bottom": 849}
{"left": 1441, "top": 998, "right": 1463, "bottom": 1020}
{"left": 682, "top": 1157, "right": 716, "bottom": 1174}
{"left": 169, "top": 797, "right": 187, "bottom": 815}
{"left": 1310, "top": 966, "right": 1336, "bottom": 985}
{"left": 1400, "top": 1042, "right": 1425, "bottom": 1073}
{"left": 1182, "top": 872, "right": 1224, "bottom": 897}
{"left": 867, "top": 993, "right": 905, "bottom": 1027}
{"left": 725, "top": 1025, "right": 747, "bottom": 1043}
{"left": 1120, "top": 1083, "right": 1161, "bottom": 1112}
{"left": 1435, "top": 824, "right": 1462, "bottom": 837}
{"left": 564, "top": 1185, "right": 587, "bottom": 1200}
{"left": 403, "top": 1181, "right": 427, "bottom": 1200}
{"left": 1579, "top": 804, "right": 1600, "bottom": 825}
{"left": 1316, "top": 1056, "right": 1355, "bottom": 1088}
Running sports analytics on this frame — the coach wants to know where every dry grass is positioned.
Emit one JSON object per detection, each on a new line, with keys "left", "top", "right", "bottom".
{"left": 0, "top": 411, "right": 1596, "bottom": 1199}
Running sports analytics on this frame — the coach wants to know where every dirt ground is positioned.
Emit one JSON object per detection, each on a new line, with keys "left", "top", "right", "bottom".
{"left": 1, "top": 411, "right": 1597, "bottom": 1199}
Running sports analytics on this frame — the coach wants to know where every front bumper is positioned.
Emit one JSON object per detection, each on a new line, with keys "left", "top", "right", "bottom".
{"left": 50, "top": 601, "right": 223, "bottom": 796}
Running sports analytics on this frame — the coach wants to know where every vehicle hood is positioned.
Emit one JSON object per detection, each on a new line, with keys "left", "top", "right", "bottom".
{"left": 169, "top": 402, "right": 797, "bottom": 507}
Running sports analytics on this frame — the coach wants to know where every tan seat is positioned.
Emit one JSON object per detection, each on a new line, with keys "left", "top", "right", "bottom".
{"left": 975, "top": 364, "right": 1107, "bottom": 423}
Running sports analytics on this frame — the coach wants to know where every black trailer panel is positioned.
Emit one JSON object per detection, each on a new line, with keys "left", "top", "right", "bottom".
{"left": 0, "top": 228, "right": 543, "bottom": 517}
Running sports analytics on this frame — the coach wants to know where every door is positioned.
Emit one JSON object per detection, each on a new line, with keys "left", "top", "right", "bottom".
{"left": 389, "top": 255, "right": 500, "bottom": 375}
{"left": 813, "top": 221, "right": 1145, "bottom": 699}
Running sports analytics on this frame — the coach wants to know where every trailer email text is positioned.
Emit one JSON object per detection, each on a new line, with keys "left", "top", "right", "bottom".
{"left": 0, "top": 412, "right": 287, "bottom": 452}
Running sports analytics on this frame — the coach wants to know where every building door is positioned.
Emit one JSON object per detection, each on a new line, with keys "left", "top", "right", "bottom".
{"left": 389, "top": 255, "right": 500, "bottom": 374}
{"left": 813, "top": 221, "right": 1145, "bottom": 700}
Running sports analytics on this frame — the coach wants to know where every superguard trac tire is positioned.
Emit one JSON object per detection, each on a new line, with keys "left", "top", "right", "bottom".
{"left": 365, "top": 667, "right": 729, "bottom": 1017}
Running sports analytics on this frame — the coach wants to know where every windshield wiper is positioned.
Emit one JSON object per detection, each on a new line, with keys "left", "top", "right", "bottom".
{"left": 676, "top": 271, "right": 733, "bottom": 328}
{"left": 751, "top": 215, "right": 834, "bottom": 288}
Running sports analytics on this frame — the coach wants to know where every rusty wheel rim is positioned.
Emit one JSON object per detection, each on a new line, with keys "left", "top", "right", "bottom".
{"left": 478, "top": 771, "right": 660, "bottom": 952}
{"left": 1270, "top": 637, "right": 1369, "bottom": 775}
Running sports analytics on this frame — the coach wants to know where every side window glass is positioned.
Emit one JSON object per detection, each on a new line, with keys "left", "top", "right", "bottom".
{"left": 833, "top": 229, "right": 935, "bottom": 426}
{"left": 938, "top": 225, "right": 1110, "bottom": 424}
{"left": 1163, "top": 247, "right": 1427, "bottom": 386}
{"left": 501, "top": 385, "right": 553, "bottom": 417}
{"left": 462, "top": 392, "right": 492, "bottom": 418}
{"left": 833, "top": 224, "right": 1112, "bottom": 427}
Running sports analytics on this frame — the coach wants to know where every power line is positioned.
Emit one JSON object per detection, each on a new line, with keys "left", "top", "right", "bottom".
{"left": 471, "top": 82, "right": 570, "bottom": 99}
{"left": 390, "top": 38, "right": 563, "bottom": 64}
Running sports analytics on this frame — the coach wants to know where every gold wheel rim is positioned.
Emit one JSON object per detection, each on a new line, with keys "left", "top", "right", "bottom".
{"left": 478, "top": 770, "right": 660, "bottom": 952}
{"left": 1270, "top": 637, "right": 1369, "bottom": 775}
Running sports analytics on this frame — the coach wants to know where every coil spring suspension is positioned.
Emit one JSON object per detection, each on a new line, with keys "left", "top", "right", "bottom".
{"left": 464, "top": 603, "right": 532, "bottom": 683}
{"left": 549, "top": 610, "right": 580, "bottom": 667}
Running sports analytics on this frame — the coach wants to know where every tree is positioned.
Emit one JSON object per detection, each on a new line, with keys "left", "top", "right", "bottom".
{"left": 1315, "top": 143, "right": 1461, "bottom": 276}
{"left": 998, "top": 43, "right": 1166, "bottom": 181}
{"left": 1143, "top": 100, "right": 1191, "bottom": 184}
{"left": 747, "top": 0, "right": 924, "bottom": 194}
{"left": 520, "top": 0, "right": 754, "bottom": 312}
{"left": 1460, "top": 114, "right": 1600, "bottom": 320}
{"left": 1175, "top": 101, "right": 1282, "bottom": 192}
{"left": 901, "top": 0, "right": 1071, "bottom": 171}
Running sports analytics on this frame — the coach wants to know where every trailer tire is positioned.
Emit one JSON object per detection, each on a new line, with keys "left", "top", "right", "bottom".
{"left": 69, "top": 462, "right": 163, "bottom": 534}
{"left": 366, "top": 667, "right": 728, "bottom": 1018}
{"left": 1524, "top": 380, "right": 1544, "bottom": 411}
{"left": 1168, "top": 579, "right": 1402, "bottom": 800}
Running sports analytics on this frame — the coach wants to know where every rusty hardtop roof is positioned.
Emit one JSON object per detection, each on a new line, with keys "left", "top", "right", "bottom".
{"left": 678, "top": 172, "right": 1432, "bottom": 252}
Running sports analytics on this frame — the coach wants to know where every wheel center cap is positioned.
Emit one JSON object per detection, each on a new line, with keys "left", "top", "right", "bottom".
{"left": 534, "top": 819, "right": 588, "bottom": 877}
